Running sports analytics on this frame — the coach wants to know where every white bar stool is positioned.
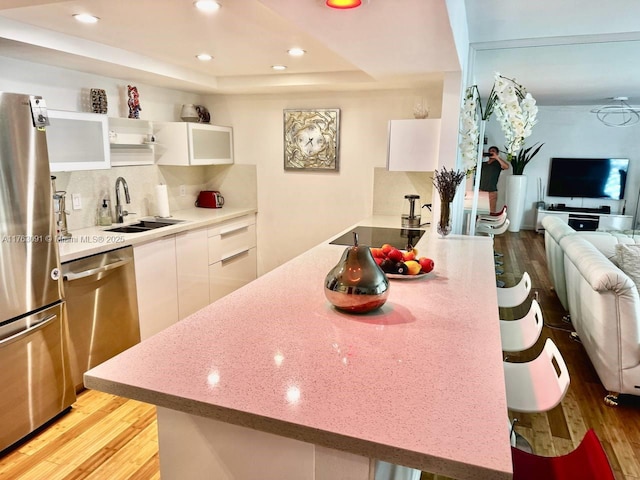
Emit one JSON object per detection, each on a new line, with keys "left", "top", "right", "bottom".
{"left": 503, "top": 338, "right": 570, "bottom": 413}
{"left": 500, "top": 299, "right": 544, "bottom": 353}
{"left": 476, "top": 217, "right": 510, "bottom": 237}
{"left": 496, "top": 272, "right": 531, "bottom": 308}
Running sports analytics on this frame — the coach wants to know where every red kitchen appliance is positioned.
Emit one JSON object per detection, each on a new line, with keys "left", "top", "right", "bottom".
{"left": 196, "top": 190, "right": 224, "bottom": 208}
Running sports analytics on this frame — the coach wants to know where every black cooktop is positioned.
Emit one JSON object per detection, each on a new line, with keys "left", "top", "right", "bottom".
{"left": 329, "top": 226, "right": 425, "bottom": 250}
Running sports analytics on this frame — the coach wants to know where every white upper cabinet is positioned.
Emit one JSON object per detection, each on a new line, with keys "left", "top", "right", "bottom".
{"left": 387, "top": 119, "right": 441, "bottom": 172}
{"left": 108, "top": 117, "right": 155, "bottom": 167}
{"left": 155, "top": 122, "right": 234, "bottom": 166}
{"left": 46, "top": 110, "right": 110, "bottom": 172}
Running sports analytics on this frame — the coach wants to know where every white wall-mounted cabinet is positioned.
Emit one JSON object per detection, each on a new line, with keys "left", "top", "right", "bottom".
{"left": 46, "top": 110, "right": 110, "bottom": 172}
{"left": 108, "top": 117, "right": 155, "bottom": 166}
{"left": 155, "top": 122, "right": 234, "bottom": 166}
{"left": 387, "top": 118, "right": 441, "bottom": 172}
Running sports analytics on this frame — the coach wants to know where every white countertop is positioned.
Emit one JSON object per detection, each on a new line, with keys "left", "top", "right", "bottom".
{"left": 58, "top": 206, "right": 257, "bottom": 262}
{"left": 84, "top": 216, "right": 512, "bottom": 479}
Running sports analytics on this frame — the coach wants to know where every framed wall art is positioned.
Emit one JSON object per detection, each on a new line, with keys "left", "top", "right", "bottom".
{"left": 283, "top": 108, "right": 340, "bottom": 171}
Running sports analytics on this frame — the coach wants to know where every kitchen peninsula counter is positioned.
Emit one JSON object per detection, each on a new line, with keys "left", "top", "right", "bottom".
{"left": 58, "top": 206, "right": 257, "bottom": 262}
{"left": 84, "top": 218, "right": 512, "bottom": 480}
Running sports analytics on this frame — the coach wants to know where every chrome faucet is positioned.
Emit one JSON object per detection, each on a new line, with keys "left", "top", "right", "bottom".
{"left": 115, "top": 176, "right": 131, "bottom": 223}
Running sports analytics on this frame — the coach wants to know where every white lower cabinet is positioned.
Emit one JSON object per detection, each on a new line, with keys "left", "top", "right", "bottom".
{"left": 209, "top": 248, "right": 257, "bottom": 302}
{"left": 176, "top": 228, "right": 209, "bottom": 320}
{"left": 208, "top": 214, "right": 257, "bottom": 302}
{"left": 134, "top": 235, "right": 179, "bottom": 340}
{"left": 134, "top": 214, "right": 257, "bottom": 339}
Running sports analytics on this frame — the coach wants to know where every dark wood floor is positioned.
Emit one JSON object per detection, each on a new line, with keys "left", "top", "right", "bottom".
{"left": 1, "top": 230, "right": 639, "bottom": 479}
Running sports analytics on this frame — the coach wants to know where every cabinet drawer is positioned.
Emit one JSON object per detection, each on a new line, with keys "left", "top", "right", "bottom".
{"left": 209, "top": 247, "right": 257, "bottom": 302}
{"left": 208, "top": 218, "right": 256, "bottom": 265}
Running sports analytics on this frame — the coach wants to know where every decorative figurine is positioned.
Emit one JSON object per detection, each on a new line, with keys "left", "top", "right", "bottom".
{"left": 127, "top": 85, "right": 141, "bottom": 119}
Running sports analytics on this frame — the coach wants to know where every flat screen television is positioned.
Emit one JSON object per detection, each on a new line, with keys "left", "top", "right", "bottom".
{"left": 547, "top": 157, "right": 629, "bottom": 200}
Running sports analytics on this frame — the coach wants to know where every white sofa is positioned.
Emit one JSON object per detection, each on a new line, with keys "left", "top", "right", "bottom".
{"left": 542, "top": 216, "right": 640, "bottom": 311}
{"left": 541, "top": 216, "right": 640, "bottom": 404}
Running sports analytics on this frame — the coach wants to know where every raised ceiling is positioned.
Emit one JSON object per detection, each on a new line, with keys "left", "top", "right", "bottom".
{"left": 1, "top": 0, "right": 639, "bottom": 105}
{"left": 0, "top": 0, "right": 458, "bottom": 95}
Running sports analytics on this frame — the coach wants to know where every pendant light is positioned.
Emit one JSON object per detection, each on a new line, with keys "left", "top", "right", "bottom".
{"left": 326, "top": 0, "right": 362, "bottom": 9}
{"left": 590, "top": 97, "right": 640, "bottom": 127}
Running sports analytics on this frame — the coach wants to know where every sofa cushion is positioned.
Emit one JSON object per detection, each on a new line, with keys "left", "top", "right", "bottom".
{"left": 616, "top": 243, "right": 640, "bottom": 291}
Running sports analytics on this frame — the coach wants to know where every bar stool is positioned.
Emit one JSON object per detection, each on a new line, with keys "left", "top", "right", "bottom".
{"left": 511, "top": 429, "right": 614, "bottom": 480}
{"left": 500, "top": 299, "right": 544, "bottom": 353}
{"left": 503, "top": 338, "right": 570, "bottom": 413}
{"left": 476, "top": 217, "right": 510, "bottom": 237}
{"left": 497, "top": 272, "right": 531, "bottom": 308}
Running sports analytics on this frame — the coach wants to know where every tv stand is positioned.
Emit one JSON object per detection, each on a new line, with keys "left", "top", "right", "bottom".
{"left": 536, "top": 207, "right": 632, "bottom": 233}
{"left": 546, "top": 204, "right": 611, "bottom": 214}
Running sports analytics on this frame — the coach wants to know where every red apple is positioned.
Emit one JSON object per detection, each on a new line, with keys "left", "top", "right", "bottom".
{"left": 387, "top": 248, "right": 404, "bottom": 263}
{"left": 370, "top": 247, "right": 385, "bottom": 258}
{"left": 381, "top": 244, "right": 394, "bottom": 256}
{"left": 418, "top": 257, "right": 434, "bottom": 273}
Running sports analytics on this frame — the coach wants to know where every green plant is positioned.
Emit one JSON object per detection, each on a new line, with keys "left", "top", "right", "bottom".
{"left": 510, "top": 142, "right": 544, "bottom": 175}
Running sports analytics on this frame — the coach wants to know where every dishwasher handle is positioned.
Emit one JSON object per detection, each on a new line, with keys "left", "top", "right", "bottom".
{"left": 0, "top": 314, "right": 57, "bottom": 347}
{"left": 63, "top": 257, "right": 132, "bottom": 282}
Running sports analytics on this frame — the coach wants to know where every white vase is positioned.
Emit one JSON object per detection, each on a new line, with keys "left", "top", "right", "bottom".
{"left": 506, "top": 175, "right": 527, "bottom": 232}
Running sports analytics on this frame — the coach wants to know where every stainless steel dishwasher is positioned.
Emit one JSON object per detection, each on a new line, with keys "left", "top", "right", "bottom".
{"left": 62, "top": 246, "right": 141, "bottom": 392}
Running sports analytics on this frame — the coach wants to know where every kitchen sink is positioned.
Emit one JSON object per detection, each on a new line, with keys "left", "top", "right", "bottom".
{"left": 105, "top": 219, "right": 184, "bottom": 234}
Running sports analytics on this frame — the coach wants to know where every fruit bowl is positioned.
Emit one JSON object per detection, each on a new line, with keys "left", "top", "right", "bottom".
{"left": 386, "top": 272, "right": 429, "bottom": 280}
{"left": 370, "top": 244, "right": 434, "bottom": 277}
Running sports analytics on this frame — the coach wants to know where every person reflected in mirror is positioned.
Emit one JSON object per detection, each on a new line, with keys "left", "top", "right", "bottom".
{"left": 480, "top": 146, "right": 510, "bottom": 213}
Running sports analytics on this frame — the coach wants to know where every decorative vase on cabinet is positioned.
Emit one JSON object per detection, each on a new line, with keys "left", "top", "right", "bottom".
{"left": 506, "top": 175, "right": 528, "bottom": 232}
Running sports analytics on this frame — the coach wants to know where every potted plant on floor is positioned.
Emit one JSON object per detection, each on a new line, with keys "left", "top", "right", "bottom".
{"left": 505, "top": 142, "right": 544, "bottom": 232}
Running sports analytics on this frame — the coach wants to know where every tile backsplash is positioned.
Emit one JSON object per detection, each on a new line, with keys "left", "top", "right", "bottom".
{"left": 53, "top": 163, "right": 257, "bottom": 232}
{"left": 372, "top": 167, "right": 434, "bottom": 225}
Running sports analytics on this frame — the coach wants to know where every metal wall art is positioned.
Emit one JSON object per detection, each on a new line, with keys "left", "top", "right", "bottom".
{"left": 284, "top": 108, "right": 340, "bottom": 171}
{"left": 90, "top": 89, "right": 107, "bottom": 114}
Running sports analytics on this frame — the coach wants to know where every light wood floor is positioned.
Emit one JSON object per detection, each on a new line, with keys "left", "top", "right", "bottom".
{"left": 1, "top": 230, "right": 639, "bottom": 479}
{"left": 0, "top": 389, "right": 159, "bottom": 480}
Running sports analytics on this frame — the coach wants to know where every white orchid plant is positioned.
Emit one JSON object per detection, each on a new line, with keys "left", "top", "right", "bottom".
{"left": 460, "top": 72, "right": 539, "bottom": 174}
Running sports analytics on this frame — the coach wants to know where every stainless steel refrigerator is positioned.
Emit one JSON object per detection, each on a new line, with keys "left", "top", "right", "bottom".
{"left": 0, "top": 92, "right": 75, "bottom": 453}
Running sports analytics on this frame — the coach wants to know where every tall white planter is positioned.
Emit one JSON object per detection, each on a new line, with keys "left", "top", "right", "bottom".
{"left": 506, "top": 175, "right": 527, "bottom": 232}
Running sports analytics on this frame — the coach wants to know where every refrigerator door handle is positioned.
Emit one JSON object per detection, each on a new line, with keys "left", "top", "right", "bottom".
{"left": 0, "top": 314, "right": 57, "bottom": 347}
{"left": 63, "top": 258, "right": 132, "bottom": 281}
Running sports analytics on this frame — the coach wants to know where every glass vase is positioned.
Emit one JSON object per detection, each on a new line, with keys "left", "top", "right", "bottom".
{"left": 437, "top": 202, "right": 452, "bottom": 238}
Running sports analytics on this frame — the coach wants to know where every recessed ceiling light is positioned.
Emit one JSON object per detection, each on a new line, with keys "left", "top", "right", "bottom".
{"left": 287, "top": 48, "right": 306, "bottom": 57}
{"left": 272, "top": 65, "right": 287, "bottom": 71}
{"left": 326, "top": 0, "right": 362, "bottom": 9}
{"left": 73, "top": 13, "right": 99, "bottom": 24}
{"left": 194, "top": 0, "right": 221, "bottom": 12}
{"left": 196, "top": 53, "right": 213, "bottom": 61}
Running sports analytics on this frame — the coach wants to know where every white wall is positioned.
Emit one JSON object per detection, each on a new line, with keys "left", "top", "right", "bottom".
{"left": 208, "top": 88, "right": 443, "bottom": 274}
{"left": 484, "top": 105, "right": 640, "bottom": 229}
